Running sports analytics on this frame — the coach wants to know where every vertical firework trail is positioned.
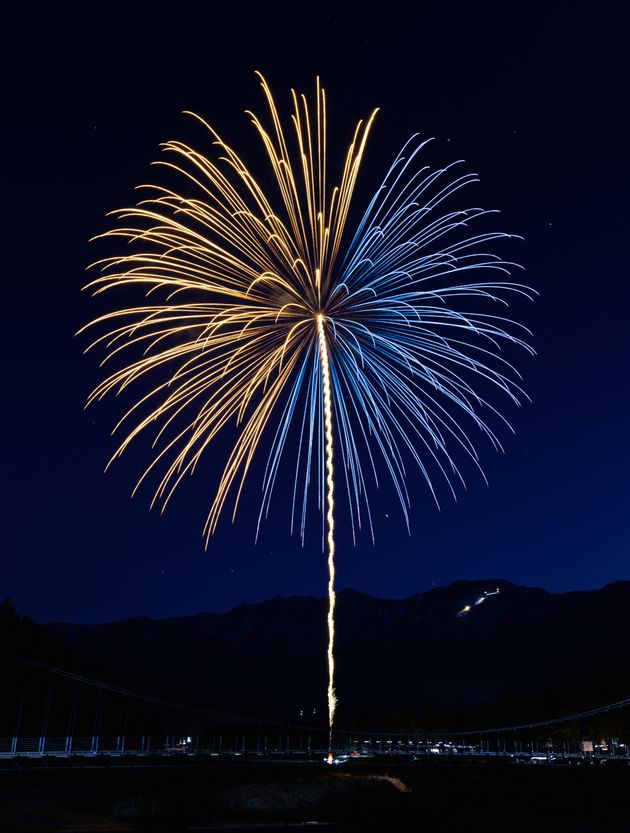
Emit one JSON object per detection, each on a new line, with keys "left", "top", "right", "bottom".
{"left": 316, "top": 312, "right": 337, "bottom": 746}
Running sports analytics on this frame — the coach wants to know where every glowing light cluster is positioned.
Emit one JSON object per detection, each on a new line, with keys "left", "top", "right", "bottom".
{"left": 457, "top": 588, "right": 501, "bottom": 617}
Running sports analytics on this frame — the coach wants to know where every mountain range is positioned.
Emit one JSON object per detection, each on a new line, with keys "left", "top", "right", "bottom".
{"left": 45, "top": 579, "right": 630, "bottom": 728}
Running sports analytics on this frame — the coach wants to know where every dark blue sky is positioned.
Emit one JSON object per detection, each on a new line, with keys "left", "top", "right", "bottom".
{"left": 3, "top": 1, "right": 628, "bottom": 623}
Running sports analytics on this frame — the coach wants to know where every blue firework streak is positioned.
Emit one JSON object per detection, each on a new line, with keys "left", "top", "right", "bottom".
{"left": 258, "top": 140, "right": 533, "bottom": 546}
{"left": 81, "top": 75, "right": 533, "bottom": 735}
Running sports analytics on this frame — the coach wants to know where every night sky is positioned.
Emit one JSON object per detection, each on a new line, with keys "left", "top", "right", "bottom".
{"left": 3, "top": 1, "right": 628, "bottom": 624}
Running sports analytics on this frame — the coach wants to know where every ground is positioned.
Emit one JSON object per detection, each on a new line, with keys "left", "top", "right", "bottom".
{"left": 1, "top": 757, "right": 628, "bottom": 831}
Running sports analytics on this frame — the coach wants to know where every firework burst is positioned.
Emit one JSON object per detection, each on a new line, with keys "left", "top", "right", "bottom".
{"left": 81, "top": 73, "right": 533, "bottom": 743}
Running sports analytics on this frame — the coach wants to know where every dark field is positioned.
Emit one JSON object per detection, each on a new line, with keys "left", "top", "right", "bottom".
{"left": 1, "top": 757, "right": 629, "bottom": 832}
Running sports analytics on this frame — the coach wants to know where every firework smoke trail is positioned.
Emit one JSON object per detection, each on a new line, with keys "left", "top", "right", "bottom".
{"left": 317, "top": 312, "right": 337, "bottom": 745}
{"left": 82, "top": 74, "right": 533, "bottom": 746}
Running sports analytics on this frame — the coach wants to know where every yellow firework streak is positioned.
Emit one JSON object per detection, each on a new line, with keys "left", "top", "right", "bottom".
{"left": 81, "top": 75, "right": 377, "bottom": 543}
{"left": 82, "top": 75, "right": 378, "bottom": 738}
{"left": 317, "top": 312, "right": 337, "bottom": 740}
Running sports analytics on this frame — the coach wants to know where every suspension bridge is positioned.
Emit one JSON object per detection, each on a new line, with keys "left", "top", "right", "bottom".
{"left": 1, "top": 646, "right": 629, "bottom": 765}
